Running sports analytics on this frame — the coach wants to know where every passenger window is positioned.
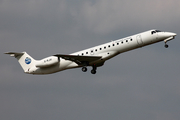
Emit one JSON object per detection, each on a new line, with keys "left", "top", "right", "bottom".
{"left": 126, "top": 40, "right": 128, "bottom": 42}
{"left": 117, "top": 43, "right": 119, "bottom": 45}
{"left": 113, "top": 44, "right": 115, "bottom": 46}
{"left": 95, "top": 49, "right": 97, "bottom": 51}
{"left": 82, "top": 53, "right": 84, "bottom": 55}
{"left": 108, "top": 45, "right": 110, "bottom": 47}
{"left": 104, "top": 46, "right": 106, "bottom": 49}
{"left": 121, "top": 41, "right": 123, "bottom": 44}
{"left": 100, "top": 48, "right": 102, "bottom": 50}
{"left": 130, "top": 39, "right": 133, "bottom": 41}
{"left": 86, "top": 52, "right": 88, "bottom": 54}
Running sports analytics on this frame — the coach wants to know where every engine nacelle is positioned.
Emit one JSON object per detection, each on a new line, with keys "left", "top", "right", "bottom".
{"left": 36, "top": 56, "right": 59, "bottom": 68}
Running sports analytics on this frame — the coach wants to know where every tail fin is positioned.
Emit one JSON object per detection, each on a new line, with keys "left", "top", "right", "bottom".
{"left": 5, "top": 52, "right": 36, "bottom": 72}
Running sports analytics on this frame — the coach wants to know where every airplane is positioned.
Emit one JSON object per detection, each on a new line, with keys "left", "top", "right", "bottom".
{"left": 5, "top": 29, "right": 176, "bottom": 75}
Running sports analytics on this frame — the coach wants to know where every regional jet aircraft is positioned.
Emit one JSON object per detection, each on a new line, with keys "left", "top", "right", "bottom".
{"left": 5, "top": 30, "right": 176, "bottom": 75}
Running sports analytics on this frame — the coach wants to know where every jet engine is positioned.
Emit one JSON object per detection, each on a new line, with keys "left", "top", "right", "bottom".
{"left": 36, "top": 56, "right": 59, "bottom": 68}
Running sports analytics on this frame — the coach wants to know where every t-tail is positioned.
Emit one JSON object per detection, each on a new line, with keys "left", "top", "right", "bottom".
{"left": 4, "top": 52, "right": 36, "bottom": 73}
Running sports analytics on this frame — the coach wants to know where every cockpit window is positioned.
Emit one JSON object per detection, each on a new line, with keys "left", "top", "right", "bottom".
{"left": 152, "top": 30, "right": 161, "bottom": 34}
{"left": 155, "top": 30, "right": 161, "bottom": 32}
{"left": 151, "top": 31, "right": 156, "bottom": 34}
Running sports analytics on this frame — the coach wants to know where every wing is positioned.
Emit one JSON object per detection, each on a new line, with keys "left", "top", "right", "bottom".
{"left": 54, "top": 54, "right": 101, "bottom": 65}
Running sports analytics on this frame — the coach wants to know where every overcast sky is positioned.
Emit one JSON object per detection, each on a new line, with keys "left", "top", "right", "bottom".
{"left": 1, "top": 0, "right": 180, "bottom": 120}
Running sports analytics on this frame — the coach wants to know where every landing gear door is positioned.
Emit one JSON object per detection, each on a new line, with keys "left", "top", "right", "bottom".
{"left": 136, "top": 35, "right": 143, "bottom": 45}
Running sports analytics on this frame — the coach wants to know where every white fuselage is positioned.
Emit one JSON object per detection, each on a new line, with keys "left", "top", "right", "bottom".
{"left": 26, "top": 30, "right": 176, "bottom": 75}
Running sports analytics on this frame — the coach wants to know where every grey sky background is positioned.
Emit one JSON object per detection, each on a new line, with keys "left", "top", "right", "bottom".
{"left": 1, "top": 0, "right": 180, "bottom": 120}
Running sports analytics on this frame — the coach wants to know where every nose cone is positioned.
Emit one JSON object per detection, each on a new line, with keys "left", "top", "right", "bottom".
{"left": 166, "top": 32, "right": 177, "bottom": 37}
{"left": 158, "top": 32, "right": 177, "bottom": 41}
{"left": 162, "top": 32, "right": 177, "bottom": 38}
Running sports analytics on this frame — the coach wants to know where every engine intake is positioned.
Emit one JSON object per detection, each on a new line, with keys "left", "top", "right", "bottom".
{"left": 36, "top": 56, "right": 59, "bottom": 68}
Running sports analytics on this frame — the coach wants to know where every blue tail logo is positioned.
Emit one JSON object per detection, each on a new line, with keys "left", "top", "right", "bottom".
{"left": 25, "top": 57, "right": 31, "bottom": 64}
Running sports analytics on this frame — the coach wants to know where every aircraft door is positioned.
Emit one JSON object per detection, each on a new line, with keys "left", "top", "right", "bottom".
{"left": 136, "top": 35, "right": 143, "bottom": 45}
{"left": 154, "top": 31, "right": 158, "bottom": 40}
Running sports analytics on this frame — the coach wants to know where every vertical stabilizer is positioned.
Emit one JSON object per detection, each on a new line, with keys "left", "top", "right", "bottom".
{"left": 5, "top": 52, "right": 36, "bottom": 72}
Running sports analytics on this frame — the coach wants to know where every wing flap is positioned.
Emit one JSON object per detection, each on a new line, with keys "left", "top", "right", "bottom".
{"left": 54, "top": 54, "right": 101, "bottom": 65}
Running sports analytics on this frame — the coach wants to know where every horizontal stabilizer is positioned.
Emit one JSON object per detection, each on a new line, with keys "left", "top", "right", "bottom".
{"left": 4, "top": 52, "right": 24, "bottom": 57}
